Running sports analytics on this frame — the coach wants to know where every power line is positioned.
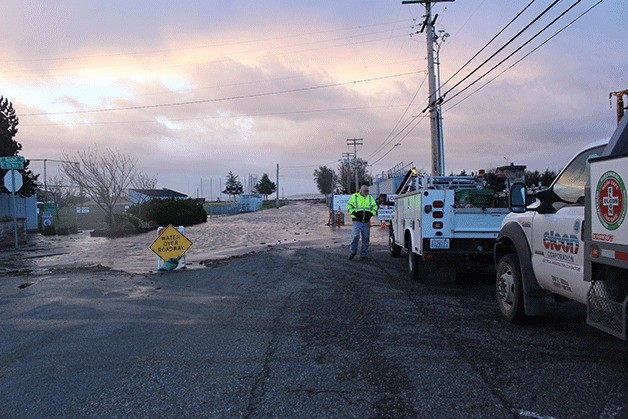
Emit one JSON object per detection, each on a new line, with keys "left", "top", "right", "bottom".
{"left": 21, "top": 71, "right": 422, "bottom": 117}
{"left": 20, "top": 104, "right": 409, "bottom": 127}
{"left": 440, "top": 0, "right": 537, "bottom": 90}
{"left": 441, "top": 0, "right": 586, "bottom": 107}
{"left": 0, "top": 20, "right": 411, "bottom": 65}
{"left": 3, "top": 33, "right": 413, "bottom": 80}
{"left": 370, "top": 114, "right": 428, "bottom": 166}
{"left": 370, "top": 0, "right": 591, "bottom": 169}
{"left": 1, "top": 23, "right": 414, "bottom": 79}
{"left": 366, "top": 72, "right": 427, "bottom": 160}
{"left": 443, "top": 0, "right": 606, "bottom": 112}
{"left": 439, "top": 0, "right": 562, "bottom": 103}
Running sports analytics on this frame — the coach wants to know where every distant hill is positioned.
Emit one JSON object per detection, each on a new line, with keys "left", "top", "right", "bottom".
{"left": 285, "top": 193, "right": 325, "bottom": 201}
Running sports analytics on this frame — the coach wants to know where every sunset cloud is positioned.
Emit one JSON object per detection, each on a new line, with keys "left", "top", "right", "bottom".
{"left": 1, "top": 1, "right": 626, "bottom": 196}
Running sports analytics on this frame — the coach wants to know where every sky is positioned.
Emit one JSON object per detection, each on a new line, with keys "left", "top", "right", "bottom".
{"left": 1, "top": 0, "right": 626, "bottom": 198}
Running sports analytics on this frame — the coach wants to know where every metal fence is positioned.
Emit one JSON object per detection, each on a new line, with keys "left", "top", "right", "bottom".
{"left": 205, "top": 194, "right": 263, "bottom": 217}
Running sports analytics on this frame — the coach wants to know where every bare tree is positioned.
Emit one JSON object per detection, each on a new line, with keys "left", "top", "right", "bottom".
{"left": 61, "top": 147, "right": 137, "bottom": 228}
{"left": 130, "top": 172, "right": 158, "bottom": 217}
{"left": 337, "top": 158, "right": 370, "bottom": 194}
{"left": 132, "top": 172, "right": 157, "bottom": 190}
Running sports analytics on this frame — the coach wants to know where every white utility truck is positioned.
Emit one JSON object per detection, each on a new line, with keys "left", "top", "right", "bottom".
{"left": 386, "top": 0, "right": 525, "bottom": 281}
{"left": 388, "top": 171, "right": 515, "bottom": 281}
{"left": 495, "top": 116, "right": 627, "bottom": 339}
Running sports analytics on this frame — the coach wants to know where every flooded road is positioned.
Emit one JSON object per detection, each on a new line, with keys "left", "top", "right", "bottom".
{"left": 3, "top": 201, "right": 386, "bottom": 273}
{"left": 0, "top": 201, "right": 626, "bottom": 418}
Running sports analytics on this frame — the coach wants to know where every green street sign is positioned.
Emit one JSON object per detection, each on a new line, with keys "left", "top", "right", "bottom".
{"left": 0, "top": 156, "right": 25, "bottom": 170}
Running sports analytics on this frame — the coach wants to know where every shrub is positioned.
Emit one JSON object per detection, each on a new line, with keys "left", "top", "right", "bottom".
{"left": 107, "top": 212, "right": 152, "bottom": 230}
{"left": 127, "top": 198, "right": 207, "bottom": 227}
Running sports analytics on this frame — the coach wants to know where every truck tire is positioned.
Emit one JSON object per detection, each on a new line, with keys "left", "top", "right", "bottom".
{"left": 389, "top": 229, "right": 401, "bottom": 257}
{"left": 496, "top": 254, "right": 527, "bottom": 323}
{"left": 408, "top": 244, "right": 422, "bottom": 281}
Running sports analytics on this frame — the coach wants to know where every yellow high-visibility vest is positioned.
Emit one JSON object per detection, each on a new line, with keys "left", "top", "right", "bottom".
{"left": 347, "top": 193, "right": 377, "bottom": 220}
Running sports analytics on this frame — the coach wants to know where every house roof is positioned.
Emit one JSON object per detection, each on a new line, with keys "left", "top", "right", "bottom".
{"left": 130, "top": 188, "right": 188, "bottom": 198}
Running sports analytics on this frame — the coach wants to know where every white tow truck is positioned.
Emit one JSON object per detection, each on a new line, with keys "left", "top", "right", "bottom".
{"left": 495, "top": 116, "right": 627, "bottom": 339}
{"left": 388, "top": 171, "right": 515, "bottom": 281}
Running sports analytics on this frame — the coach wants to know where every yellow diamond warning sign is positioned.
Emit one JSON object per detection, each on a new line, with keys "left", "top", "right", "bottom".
{"left": 149, "top": 224, "right": 193, "bottom": 261}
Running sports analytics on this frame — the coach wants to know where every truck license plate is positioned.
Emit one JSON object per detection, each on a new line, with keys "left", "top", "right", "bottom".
{"left": 430, "top": 238, "right": 450, "bottom": 249}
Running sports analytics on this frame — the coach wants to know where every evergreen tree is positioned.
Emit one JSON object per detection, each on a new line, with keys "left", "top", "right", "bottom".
{"left": 0, "top": 96, "right": 39, "bottom": 197}
{"left": 223, "top": 171, "right": 243, "bottom": 195}
{"left": 313, "top": 165, "right": 338, "bottom": 195}
{"left": 524, "top": 169, "right": 557, "bottom": 187}
{"left": 254, "top": 173, "right": 276, "bottom": 200}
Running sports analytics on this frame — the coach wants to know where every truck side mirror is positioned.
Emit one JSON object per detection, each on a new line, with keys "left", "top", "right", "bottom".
{"left": 509, "top": 182, "right": 527, "bottom": 213}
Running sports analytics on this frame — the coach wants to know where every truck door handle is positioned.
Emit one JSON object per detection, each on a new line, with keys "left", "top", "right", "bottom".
{"left": 581, "top": 219, "right": 585, "bottom": 242}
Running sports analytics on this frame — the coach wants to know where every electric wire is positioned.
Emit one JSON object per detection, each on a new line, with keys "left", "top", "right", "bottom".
{"left": 21, "top": 70, "right": 422, "bottom": 116}
{"left": 443, "top": 0, "right": 606, "bottom": 112}
{"left": 437, "top": 0, "right": 561, "bottom": 106}
{"left": 366, "top": 72, "right": 427, "bottom": 160}
{"left": 369, "top": 115, "right": 428, "bottom": 166}
{"left": 368, "top": 1, "right": 538, "bottom": 165}
{"left": 371, "top": 0, "right": 584, "bottom": 170}
{"left": 440, "top": 0, "right": 537, "bottom": 90}
{"left": 441, "top": 0, "right": 585, "bottom": 107}
{"left": 20, "top": 104, "right": 409, "bottom": 127}
{"left": 0, "top": 19, "right": 411, "bottom": 64}
{"left": 2, "top": 32, "right": 412, "bottom": 79}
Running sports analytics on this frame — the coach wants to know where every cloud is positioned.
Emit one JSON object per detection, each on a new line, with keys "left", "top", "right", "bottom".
{"left": 2, "top": 1, "right": 626, "bottom": 196}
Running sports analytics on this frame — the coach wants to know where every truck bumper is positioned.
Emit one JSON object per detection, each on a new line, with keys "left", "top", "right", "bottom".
{"left": 422, "top": 238, "right": 496, "bottom": 266}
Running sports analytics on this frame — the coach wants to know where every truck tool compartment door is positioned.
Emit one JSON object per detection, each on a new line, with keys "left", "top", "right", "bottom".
{"left": 531, "top": 145, "right": 605, "bottom": 303}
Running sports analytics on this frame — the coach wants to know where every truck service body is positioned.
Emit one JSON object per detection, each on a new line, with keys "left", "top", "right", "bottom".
{"left": 585, "top": 117, "right": 628, "bottom": 338}
{"left": 495, "top": 116, "right": 627, "bottom": 339}
{"left": 389, "top": 174, "right": 511, "bottom": 281}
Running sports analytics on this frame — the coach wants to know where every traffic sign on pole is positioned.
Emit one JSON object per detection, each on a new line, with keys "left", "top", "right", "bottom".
{"left": 0, "top": 156, "right": 25, "bottom": 170}
{"left": 4, "top": 170, "right": 23, "bottom": 192}
{"left": 2, "top": 169, "right": 22, "bottom": 249}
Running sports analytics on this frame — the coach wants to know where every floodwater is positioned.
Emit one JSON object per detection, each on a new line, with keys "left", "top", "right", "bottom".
{"left": 3, "top": 201, "right": 387, "bottom": 274}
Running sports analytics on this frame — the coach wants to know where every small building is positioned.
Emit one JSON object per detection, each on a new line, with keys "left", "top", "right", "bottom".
{"left": 0, "top": 193, "right": 37, "bottom": 246}
{"left": 128, "top": 188, "right": 188, "bottom": 204}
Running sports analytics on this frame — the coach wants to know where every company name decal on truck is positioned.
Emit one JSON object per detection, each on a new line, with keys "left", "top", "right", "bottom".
{"left": 592, "top": 233, "right": 615, "bottom": 242}
{"left": 595, "top": 170, "right": 626, "bottom": 231}
{"left": 543, "top": 231, "right": 580, "bottom": 255}
{"left": 552, "top": 275, "right": 574, "bottom": 293}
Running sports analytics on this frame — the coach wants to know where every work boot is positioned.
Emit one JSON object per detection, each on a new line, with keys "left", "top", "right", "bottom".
{"left": 360, "top": 256, "right": 371, "bottom": 261}
{"left": 349, "top": 253, "right": 356, "bottom": 260}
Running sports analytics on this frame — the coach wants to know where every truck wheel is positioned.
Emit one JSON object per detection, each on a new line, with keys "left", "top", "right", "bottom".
{"left": 389, "top": 229, "right": 401, "bottom": 257}
{"left": 496, "top": 254, "right": 526, "bottom": 323}
{"left": 408, "top": 246, "right": 422, "bottom": 280}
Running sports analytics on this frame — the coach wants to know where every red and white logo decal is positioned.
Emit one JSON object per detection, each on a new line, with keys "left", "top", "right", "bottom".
{"left": 596, "top": 171, "right": 626, "bottom": 231}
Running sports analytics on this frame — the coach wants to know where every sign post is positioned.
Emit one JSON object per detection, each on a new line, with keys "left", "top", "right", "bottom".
{"left": 3, "top": 169, "right": 24, "bottom": 249}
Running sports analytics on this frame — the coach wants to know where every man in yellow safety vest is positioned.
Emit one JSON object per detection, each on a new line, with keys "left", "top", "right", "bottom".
{"left": 347, "top": 184, "right": 378, "bottom": 260}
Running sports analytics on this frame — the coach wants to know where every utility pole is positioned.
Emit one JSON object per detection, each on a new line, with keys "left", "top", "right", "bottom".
{"left": 403, "top": 0, "right": 453, "bottom": 176}
{"left": 275, "top": 164, "right": 279, "bottom": 209}
{"left": 347, "top": 138, "right": 363, "bottom": 191}
{"left": 341, "top": 152, "right": 352, "bottom": 193}
{"left": 435, "top": 29, "right": 449, "bottom": 174}
{"left": 610, "top": 89, "right": 628, "bottom": 125}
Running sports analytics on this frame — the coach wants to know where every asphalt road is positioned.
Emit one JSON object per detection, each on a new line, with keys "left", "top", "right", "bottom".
{"left": 0, "top": 205, "right": 626, "bottom": 418}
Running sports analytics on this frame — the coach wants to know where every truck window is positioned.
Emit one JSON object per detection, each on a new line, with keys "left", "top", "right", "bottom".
{"left": 551, "top": 145, "right": 605, "bottom": 210}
